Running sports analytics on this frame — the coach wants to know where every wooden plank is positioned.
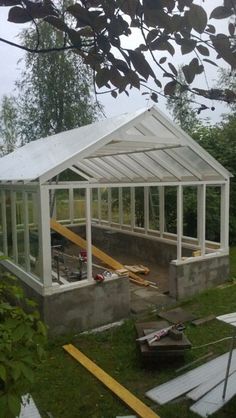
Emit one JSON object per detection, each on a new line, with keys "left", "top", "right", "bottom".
{"left": 50, "top": 219, "right": 148, "bottom": 286}
{"left": 63, "top": 344, "right": 160, "bottom": 418}
{"left": 192, "top": 314, "right": 215, "bottom": 326}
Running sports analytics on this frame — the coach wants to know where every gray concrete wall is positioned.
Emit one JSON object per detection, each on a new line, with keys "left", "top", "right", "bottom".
{"left": 169, "top": 254, "right": 229, "bottom": 299}
{"left": 19, "top": 276, "right": 130, "bottom": 335}
{"left": 72, "top": 225, "right": 192, "bottom": 266}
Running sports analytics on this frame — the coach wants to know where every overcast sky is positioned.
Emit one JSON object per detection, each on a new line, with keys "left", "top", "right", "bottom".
{"left": 0, "top": 1, "right": 231, "bottom": 125}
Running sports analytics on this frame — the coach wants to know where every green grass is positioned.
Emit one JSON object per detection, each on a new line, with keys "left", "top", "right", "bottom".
{"left": 32, "top": 248, "right": 236, "bottom": 418}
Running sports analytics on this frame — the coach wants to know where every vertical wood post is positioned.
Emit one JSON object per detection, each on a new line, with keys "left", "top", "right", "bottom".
{"left": 220, "top": 181, "right": 230, "bottom": 252}
{"left": 69, "top": 188, "right": 74, "bottom": 224}
{"left": 131, "top": 187, "right": 135, "bottom": 230}
{"left": 38, "top": 187, "right": 52, "bottom": 287}
{"left": 159, "top": 186, "right": 165, "bottom": 237}
{"left": 23, "top": 191, "right": 30, "bottom": 272}
{"left": 144, "top": 186, "right": 149, "bottom": 234}
{"left": 11, "top": 191, "right": 18, "bottom": 263}
{"left": 86, "top": 187, "right": 93, "bottom": 281}
{"left": 177, "top": 185, "right": 183, "bottom": 261}
{"left": 197, "top": 184, "right": 206, "bottom": 256}
{"left": 119, "top": 187, "right": 123, "bottom": 227}
{"left": 1, "top": 190, "right": 7, "bottom": 255}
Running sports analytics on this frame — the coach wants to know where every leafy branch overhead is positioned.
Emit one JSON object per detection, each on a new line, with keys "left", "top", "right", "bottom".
{"left": 1, "top": 0, "right": 236, "bottom": 105}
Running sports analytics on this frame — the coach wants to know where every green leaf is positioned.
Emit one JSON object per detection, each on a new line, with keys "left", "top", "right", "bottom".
{"left": 7, "top": 393, "right": 21, "bottom": 417}
{"left": 168, "top": 62, "right": 177, "bottom": 76}
{"left": 203, "top": 58, "right": 218, "bottom": 67}
{"left": 164, "top": 80, "right": 177, "bottom": 96}
{"left": 0, "top": 365, "right": 7, "bottom": 382}
{"left": 0, "top": 395, "right": 7, "bottom": 418}
{"left": 187, "top": 4, "right": 207, "bottom": 34}
{"left": 20, "top": 363, "right": 34, "bottom": 384}
{"left": 151, "top": 92, "right": 158, "bottom": 102}
{"left": 181, "top": 39, "right": 197, "bottom": 55}
{"left": 128, "top": 50, "right": 155, "bottom": 80}
{"left": 196, "top": 45, "right": 210, "bottom": 56}
{"left": 210, "top": 6, "right": 233, "bottom": 19}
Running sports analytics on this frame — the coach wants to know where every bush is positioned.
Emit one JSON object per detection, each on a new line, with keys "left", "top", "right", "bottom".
{"left": 0, "top": 267, "right": 47, "bottom": 418}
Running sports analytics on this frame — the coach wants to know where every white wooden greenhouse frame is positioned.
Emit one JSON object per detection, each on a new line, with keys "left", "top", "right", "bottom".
{"left": 0, "top": 105, "right": 232, "bottom": 297}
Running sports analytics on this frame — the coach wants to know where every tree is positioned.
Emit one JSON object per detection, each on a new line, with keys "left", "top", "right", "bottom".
{"left": 217, "top": 68, "right": 236, "bottom": 113}
{"left": 166, "top": 67, "right": 199, "bottom": 134}
{"left": 16, "top": 20, "right": 101, "bottom": 144}
{"left": 0, "top": 1, "right": 236, "bottom": 109}
{"left": 0, "top": 96, "right": 18, "bottom": 155}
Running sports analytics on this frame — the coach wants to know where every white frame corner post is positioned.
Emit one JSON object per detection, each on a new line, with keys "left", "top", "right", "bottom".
{"left": 86, "top": 186, "right": 93, "bottom": 281}
{"left": 38, "top": 186, "right": 52, "bottom": 288}
{"left": 220, "top": 181, "right": 230, "bottom": 253}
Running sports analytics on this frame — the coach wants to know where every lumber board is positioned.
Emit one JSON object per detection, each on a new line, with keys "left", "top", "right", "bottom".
{"left": 50, "top": 219, "right": 148, "bottom": 286}
{"left": 63, "top": 344, "right": 160, "bottom": 418}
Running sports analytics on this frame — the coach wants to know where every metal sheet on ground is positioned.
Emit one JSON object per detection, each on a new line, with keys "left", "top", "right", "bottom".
{"left": 145, "top": 350, "right": 236, "bottom": 405}
{"left": 190, "top": 371, "right": 236, "bottom": 417}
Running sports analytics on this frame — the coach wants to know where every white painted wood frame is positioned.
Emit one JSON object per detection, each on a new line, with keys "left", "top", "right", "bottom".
{"left": 144, "top": 186, "right": 149, "bottom": 234}
{"left": 220, "top": 181, "right": 230, "bottom": 252}
{"left": 38, "top": 187, "right": 52, "bottom": 287}
{"left": 1, "top": 190, "right": 7, "bottom": 255}
{"left": 159, "top": 186, "right": 165, "bottom": 238}
{"left": 11, "top": 191, "right": 18, "bottom": 264}
{"left": 23, "top": 191, "right": 30, "bottom": 272}
{"left": 197, "top": 184, "right": 206, "bottom": 256}
{"left": 177, "top": 185, "right": 183, "bottom": 261}
{"left": 86, "top": 187, "right": 93, "bottom": 281}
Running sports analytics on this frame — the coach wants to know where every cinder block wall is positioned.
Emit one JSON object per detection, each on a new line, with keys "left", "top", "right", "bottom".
{"left": 169, "top": 254, "right": 229, "bottom": 299}
{"left": 72, "top": 225, "right": 192, "bottom": 266}
{"left": 19, "top": 276, "right": 130, "bottom": 335}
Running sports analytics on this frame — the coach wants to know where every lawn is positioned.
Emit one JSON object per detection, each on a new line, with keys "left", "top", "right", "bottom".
{"left": 32, "top": 248, "right": 236, "bottom": 418}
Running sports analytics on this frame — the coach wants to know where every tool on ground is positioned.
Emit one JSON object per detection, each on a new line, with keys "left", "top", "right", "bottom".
{"left": 137, "top": 323, "right": 185, "bottom": 343}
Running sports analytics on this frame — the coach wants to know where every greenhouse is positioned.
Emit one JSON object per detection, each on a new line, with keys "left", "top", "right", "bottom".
{"left": 0, "top": 105, "right": 231, "bottom": 333}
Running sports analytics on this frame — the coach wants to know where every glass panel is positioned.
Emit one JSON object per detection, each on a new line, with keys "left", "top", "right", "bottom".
{"left": 28, "top": 193, "right": 40, "bottom": 280}
{"left": 55, "top": 189, "right": 69, "bottom": 221}
{"left": 206, "top": 186, "right": 220, "bottom": 242}
{"left": 149, "top": 187, "right": 159, "bottom": 230}
{"left": 101, "top": 188, "right": 108, "bottom": 220}
{"left": 111, "top": 188, "right": 119, "bottom": 223}
{"left": 135, "top": 187, "right": 144, "bottom": 227}
{"left": 16, "top": 192, "right": 25, "bottom": 267}
{"left": 92, "top": 188, "right": 98, "bottom": 219}
{"left": 175, "top": 147, "right": 219, "bottom": 176}
{"left": 74, "top": 188, "right": 85, "bottom": 220}
{"left": 183, "top": 187, "right": 197, "bottom": 238}
{"left": 0, "top": 192, "right": 3, "bottom": 253}
{"left": 122, "top": 187, "right": 131, "bottom": 225}
{"left": 6, "top": 191, "right": 13, "bottom": 258}
{"left": 165, "top": 186, "right": 177, "bottom": 234}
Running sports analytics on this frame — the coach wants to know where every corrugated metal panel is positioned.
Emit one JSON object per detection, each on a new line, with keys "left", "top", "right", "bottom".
{"left": 190, "top": 370, "right": 236, "bottom": 417}
{"left": 145, "top": 350, "right": 236, "bottom": 405}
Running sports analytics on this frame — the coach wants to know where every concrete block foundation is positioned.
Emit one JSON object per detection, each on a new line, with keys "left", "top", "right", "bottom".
{"left": 20, "top": 276, "right": 130, "bottom": 335}
{"left": 169, "top": 254, "right": 229, "bottom": 299}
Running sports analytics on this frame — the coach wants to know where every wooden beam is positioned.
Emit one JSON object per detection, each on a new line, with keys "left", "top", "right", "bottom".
{"left": 50, "top": 219, "right": 149, "bottom": 286}
{"left": 63, "top": 344, "right": 160, "bottom": 418}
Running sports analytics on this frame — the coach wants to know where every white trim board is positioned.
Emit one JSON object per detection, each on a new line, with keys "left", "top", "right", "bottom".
{"left": 145, "top": 349, "right": 236, "bottom": 405}
{"left": 190, "top": 370, "right": 236, "bottom": 417}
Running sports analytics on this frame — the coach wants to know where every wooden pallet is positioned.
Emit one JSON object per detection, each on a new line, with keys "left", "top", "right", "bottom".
{"left": 50, "top": 219, "right": 149, "bottom": 286}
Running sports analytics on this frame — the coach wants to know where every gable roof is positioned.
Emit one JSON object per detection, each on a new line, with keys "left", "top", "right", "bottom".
{"left": 0, "top": 105, "right": 231, "bottom": 184}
